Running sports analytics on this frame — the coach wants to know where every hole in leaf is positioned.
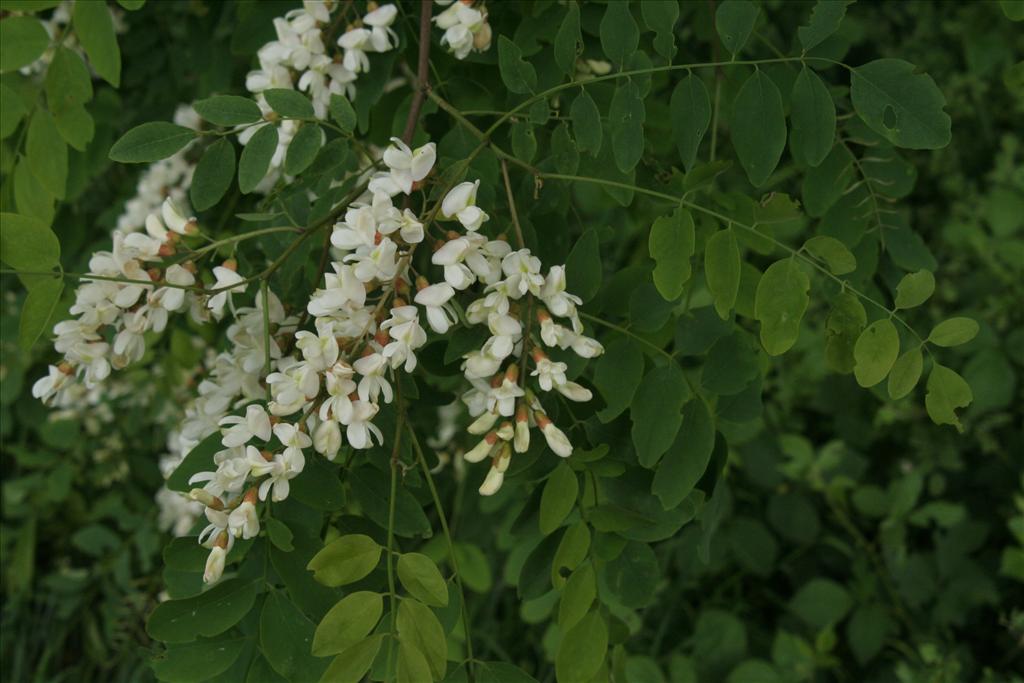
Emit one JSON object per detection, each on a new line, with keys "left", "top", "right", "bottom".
{"left": 882, "top": 105, "right": 898, "bottom": 130}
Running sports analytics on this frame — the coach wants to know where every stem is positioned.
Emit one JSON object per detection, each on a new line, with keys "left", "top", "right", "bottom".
{"left": 401, "top": 0, "right": 434, "bottom": 145}
{"left": 499, "top": 160, "right": 527, "bottom": 250}
{"left": 260, "top": 280, "right": 272, "bottom": 400}
{"left": 406, "top": 426, "right": 476, "bottom": 679}
{"left": 385, "top": 382, "right": 405, "bottom": 682}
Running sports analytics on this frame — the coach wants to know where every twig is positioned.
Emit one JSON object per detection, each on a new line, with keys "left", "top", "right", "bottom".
{"left": 401, "top": 0, "right": 434, "bottom": 145}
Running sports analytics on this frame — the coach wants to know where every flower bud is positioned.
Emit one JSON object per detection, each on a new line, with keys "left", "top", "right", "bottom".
{"left": 468, "top": 410, "right": 499, "bottom": 435}
{"left": 464, "top": 432, "right": 498, "bottom": 463}
{"left": 203, "top": 545, "right": 227, "bottom": 584}
{"left": 494, "top": 442, "right": 512, "bottom": 473}
{"left": 478, "top": 465, "right": 504, "bottom": 496}
{"left": 313, "top": 420, "right": 342, "bottom": 459}
{"left": 496, "top": 421, "right": 514, "bottom": 441}
{"left": 514, "top": 406, "right": 530, "bottom": 454}
{"left": 536, "top": 412, "right": 572, "bottom": 457}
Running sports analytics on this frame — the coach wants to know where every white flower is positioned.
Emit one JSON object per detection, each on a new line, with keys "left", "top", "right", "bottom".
{"left": 381, "top": 305, "right": 427, "bottom": 372}
{"left": 489, "top": 377, "right": 525, "bottom": 417}
{"left": 273, "top": 421, "right": 312, "bottom": 460}
{"left": 345, "top": 237, "right": 399, "bottom": 282}
{"left": 320, "top": 361, "right": 357, "bottom": 423}
{"left": 308, "top": 262, "right": 367, "bottom": 316}
{"left": 353, "top": 352, "right": 393, "bottom": 403}
{"left": 570, "top": 335, "right": 604, "bottom": 358}
{"left": 207, "top": 266, "right": 246, "bottom": 318}
{"left": 382, "top": 138, "right": 436, "bottom": 194}
{"left": 228, "top": 501, "right": 260, "bottom": 539}
{"left": 467, "top": 410, "right": 499, "bottom": 435}
{"left": 501, "top": 249, "right": 544, "bottom": 297}
{"left": 347, "top": 400, "right": 384, "bottom": 449}
{"left": 267, "top": 359, "right": 319, "bottom": 415}
{"left": 414, "top": 283, "right": 457, "bottom": 334}
{"left": 313, "top": 420, "right": 342, "bottom": 459}
{"left": 219, "top": 404, "right": 273, "bottom": 448}
{"left": 440, "top": 181, "right": 488, "bottom": 231}
{"left": 531, "top": 357, "right": 568, "bottom": 392}
{"left": 295, "top": 328, "right": 340, "bottom": 371}
{"left": 32, "top": 365, "right": 74, "bottom": 405}
{"left": 363, "top": 4, "right": 399, "bottom": 51}
{"left": 464, "top": 432, "right": 498, "bottom": 463}
{"left": 541, "top": 266, "right": 582, "bottom": 319}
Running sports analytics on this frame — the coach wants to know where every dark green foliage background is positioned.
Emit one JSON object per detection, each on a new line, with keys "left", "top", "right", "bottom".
{"left": 1, "top": 1, "right": 1023, "bottom": 682}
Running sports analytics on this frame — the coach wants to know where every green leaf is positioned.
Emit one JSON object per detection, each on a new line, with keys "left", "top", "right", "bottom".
{"left": 551, "top": 121, "right": 579, "bottom": 175}
{"left": 312, "top": 591, "right": 383, "bottom": 657}
{"left": 754, "top": 259, "right": 810, "bottom": 356}
{"left": 570, "top": 90, "right": 602, "bottom": 157}
{"left": 1002, "top": 0, "right": 1024, "bottom": 20}
{"left": 329, "top": 94, "right": 357, "bottom": 133}
{"left": 642, "top": 0, "right": 679, "bottom": 59}
{"left": 19, "top": 275, "right": 63, "bottom": 351}
{"left": 925, "top": 363, "right": 972, "bottom": 431}
{"left": 850, "top": 59, "right": 952, "bottom": 149}
{"left": 147, "top": 579, "right": 259, "bottom": 643}
{"left": 285, "top": 123, "right": 323, "bottom": 176}
{"left": 118, "top": 0, "right": 146, "bottom": 10}
{"left": 26, "top": 111, "right": 67, "bottom": 199}
{"left": 190, "top": 138, "right": 236, "bottom": 212}
{"left": 397, "top": 639, "right": 432, "bottom": 683}
{"left": 52, "top": 103, "right": 94, "bottom": 151}
{"left": 238, "top": 124, "right": 279, "bottom": 194}
{"left": 0, "top": 16, "right": 49, "bottom": 73}
{"left": 565, "top": 227, "right": 601, "bottom": 302}
{"left": 552, "top": 521, "right": 590, "bottom": 588}
{"left": 649, "top": 208, "right": 695, "bottom": 300}
{"left": 824, "top": 291, "right": 866, "bottom": 374}
{"left": 554, "top": 2, "right": 581, "bottom": 75}
{"left": 73, "top": 0, "right": 121, "bottom": 86}
{"left": 894, "top": 269, "right": 935, "bottom": 309}
{"left": 705, "top": 227, "right": 741, "bottom": 319}
{"left": 652, "top": 400, "right": 715, "bottom": 510}
{"left": 540, "top": 464, "right": 579, "bottom": 535}
{"left": 13, "top": 162, "right": 54, "bottom": 225}
{"left": 109, "top": 122, "right": 197, "bottom": 163}
{"left": 798, "top": 0, "right": 853, "bottom": 51}
{"left": 319, "top": 635, "right": 384, "bottom": 683}
{"left": 599, "top": 1, "right": 639, "bottom": 65}
{"left": 803, "top": 235, "right": 856, "bottom": 275}
{"left": 731, "top": 70, "right": 787, "bottom": 187}
{"left": 558, "top": 564, "right": 596, "bottom": 631}
{"left": 556, "top": 610, "right": 607, "bottom": 683}
{"left": 853, "top": 319, "right": 900, "bottom": 387}
{"left": 397, "top": 553, "right": 449, "bottom": 607}
{"left": 45, "top": 47, "right": 93, "bottom": 113}
{"left": 0, "top": 83, "right": 28, "bottom": 138}
{"left": 0, "top": 212, "right": 60, "bottom": 271}
{"left": 670, "top": 74, "right": 711, "bottom": 172}
{"left": 609, "top": 81, "right": 645, "bottom": 173}
{"left": 790, "top": 579, "right": 853, "bottom": 630}
{"left": 265, "top": 517, "right": 294, "bottom": 551}
{"left": 593, "top": 338, "right": 644, "bottom": 422}
{"left": 497, "top": 36, "right": 536, "bottom": 95}
{"left": 193, "top": 95, "right": 263, "bottom": 126}
{"left": 260, "top": 589, "right": 326, "bottom": 682}
{"left": 151, "top": 635, "right": 250, "bottom": 683}
{"left": 887, "top": 347, "right": 923, "bottom": 400}
{"left": 632, "top": 365, "right": 689, "bottom": 468}
{"left": 396, "top": 599, "right": 447, "bottom": 681}
{"left": 715, "top": 0, "right": 759, "bottom": 56}
{"left": 306, "top": 534, "right": 381, "bottom": 587}
{"left": 790, "top": 67, "right": 835, "bottom": 167}
{"left": 846, "top": 604, "right": 891, "bottom": 666}
{"left": 263, "top": 88, "right": 315, "bottom": 119}
{"left": 511, "top": 121, "right": 537, "bottom": 163}
{"left": 927, "top": 317, "right": 978, "bottom": 347}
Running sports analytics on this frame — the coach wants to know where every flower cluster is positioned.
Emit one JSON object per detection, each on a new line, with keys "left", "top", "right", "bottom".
{"left": 32, "top": 200, "right": 201, "bottom": 406}
{"left": 241, "top": 0, "right": 399, "bottom": 190}
{"left": 434, "top": 0, "right": 492, "bottom": 60}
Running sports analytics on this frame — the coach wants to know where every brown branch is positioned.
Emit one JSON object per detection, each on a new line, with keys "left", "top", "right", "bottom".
{"left": 401, "top": 0, "right": 434, "bottom": 145}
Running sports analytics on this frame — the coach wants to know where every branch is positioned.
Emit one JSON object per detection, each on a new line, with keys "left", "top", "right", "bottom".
{"left": 401, "top": 0, "right": 434, "bottom": 145}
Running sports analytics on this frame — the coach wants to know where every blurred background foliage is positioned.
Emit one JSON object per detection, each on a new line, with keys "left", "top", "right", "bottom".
{"left": 1, "top": 1, "right": 1022, "bottom": 682}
